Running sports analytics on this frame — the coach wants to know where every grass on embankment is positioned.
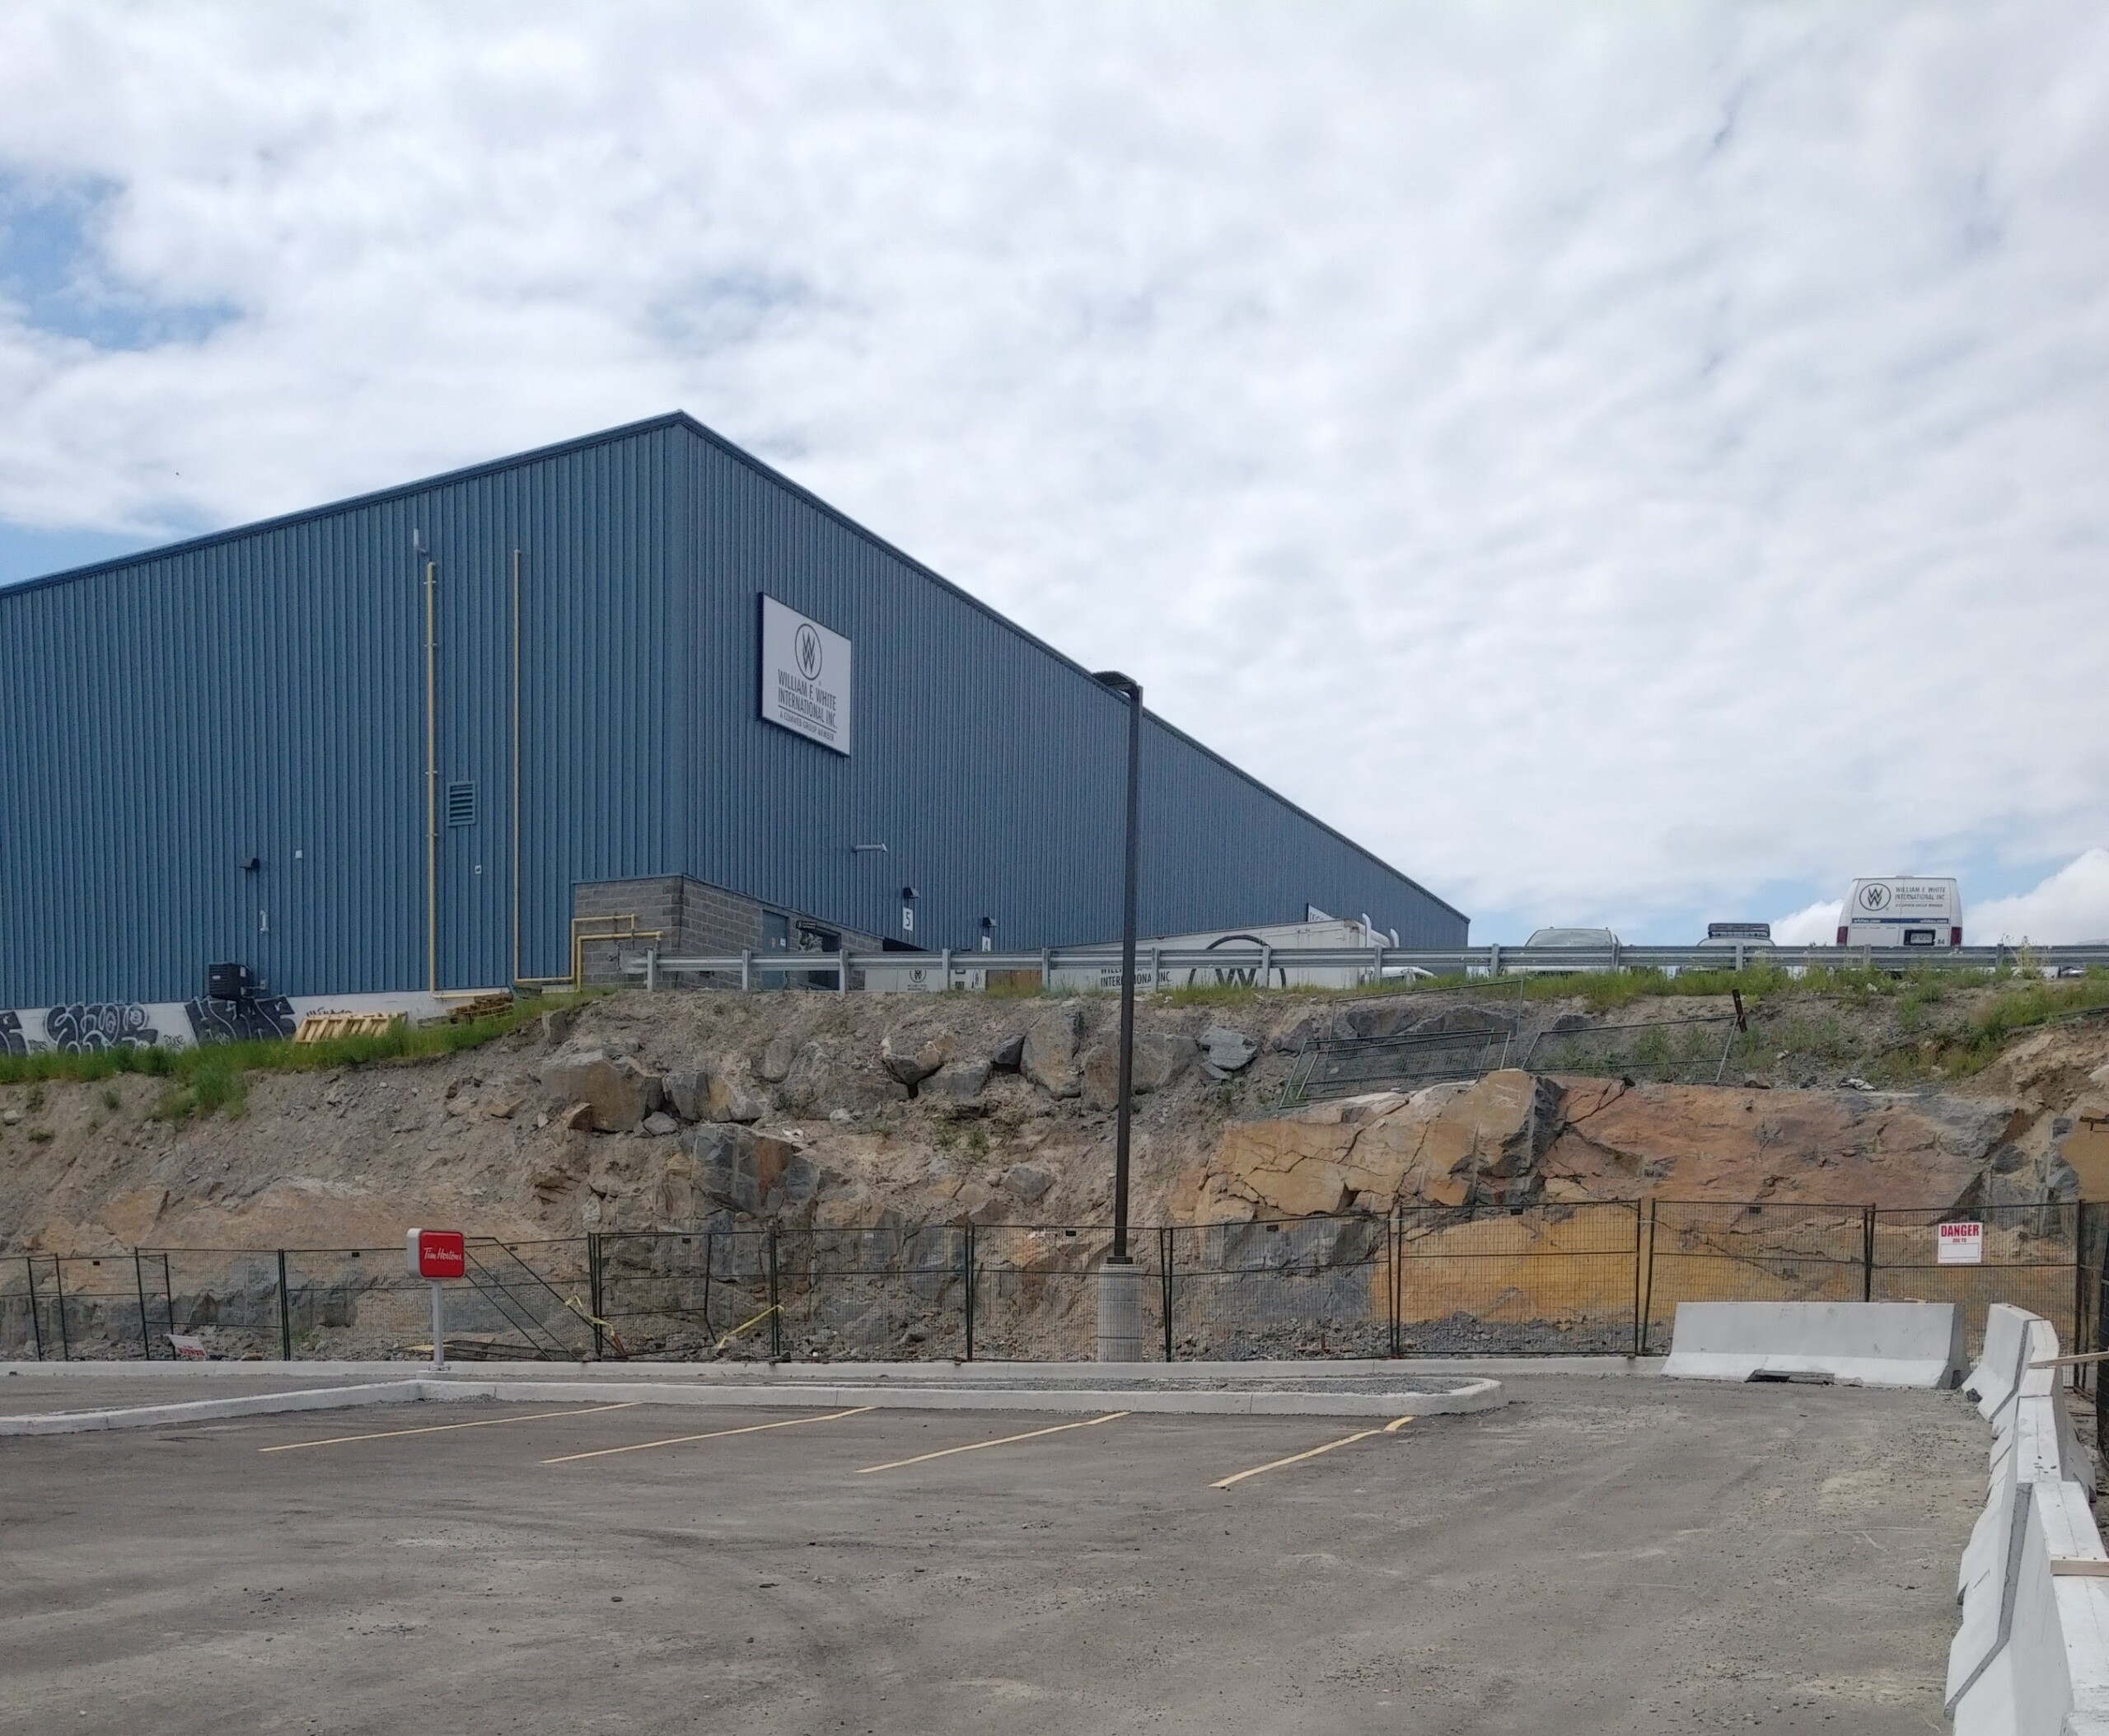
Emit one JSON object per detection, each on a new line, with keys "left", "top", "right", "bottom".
{"left": 0, "top": 998, "right": 569, "bottom": 1121}
{"left": 1164, "top": 962, "right": 2109, "bottom": 1083}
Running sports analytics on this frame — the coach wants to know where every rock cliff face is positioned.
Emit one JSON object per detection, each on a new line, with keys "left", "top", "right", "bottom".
{"left": 1, "top": 986, "right": 2098, "bottom": 1263}
{"left": 1197, "top": 1070, "right": 2038, "bottom": 1219}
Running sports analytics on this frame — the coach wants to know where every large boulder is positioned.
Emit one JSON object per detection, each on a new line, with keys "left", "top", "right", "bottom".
{"left": 539, "top": 1049, "right": 663, "bottom": 1134}
{"left": 930, "top": 1059, "right": 992, "bottom": 1100}
{"left": 755, "top": 1032, "right": 802, "bottom": 1083}
{"left": 777, "top": 1037, "right": 905, "bottom": 1116}
{"left": 706, "top": 1073, "right": 768, "bottom": 1124}
{"left": 881, "top": 1027, "right": 949, "bottom": 1089}
{"left": 1003, "top": 1163, "right": 1054, "bottom": 1204}
{"left": 1343, "top": 1002, "right": 1418, "bottom": 1041}
{"left": 667, "top": 1060, "right": 765, "bottom": 1123}
{"left": 1022, "top": 1005, "right": 1084, "bottom": 1098}
{"left": 664, "top": 1069, "right": 708, "bottom": 1122}
{"left": 683, "top": 1125, "right": 823, "bottom": 1219}
{"left": 1081, "top": 1033, "right": 1199, "bottom": 1109}
{"left": 1199, "top": 1026, "right": 1258, "bottom": 1077}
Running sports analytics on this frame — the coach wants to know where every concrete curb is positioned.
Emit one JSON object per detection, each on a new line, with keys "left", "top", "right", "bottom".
{"left": 0, "top": 1381, "right": 423, "bottom": 1436}
{"left": 414, "top": 1377, "right": 1505, "bottom": 1419}
{"left": 2, "top": 1355, "right": 1644, "bottom": 1380}
{"left": 0, "top": 1370, "right": 1503, "bottom": 1434}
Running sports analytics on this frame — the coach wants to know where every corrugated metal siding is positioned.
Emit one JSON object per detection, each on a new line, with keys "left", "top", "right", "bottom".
{"left": 0, "top": 415, "right": 1463, "bottom": 1007}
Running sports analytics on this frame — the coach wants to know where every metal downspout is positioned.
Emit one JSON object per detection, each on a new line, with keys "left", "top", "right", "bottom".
{"left": 424, "top": 559, "right": 439, "bottom": 997}
{"left": 512, "top": 548, "right": 521, "bottom": 990}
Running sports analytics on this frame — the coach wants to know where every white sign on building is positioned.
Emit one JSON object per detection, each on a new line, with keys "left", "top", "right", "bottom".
{"left": 1937, "top": 1221, "right": 1985, "bottom": 1266}
{"left": 759, "top": 595, "right": 853, "bottom": 756}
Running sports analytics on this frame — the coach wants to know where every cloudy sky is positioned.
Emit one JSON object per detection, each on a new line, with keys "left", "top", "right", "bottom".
{"left": 2, "top": 3, "right": 2105, "bottom": 943}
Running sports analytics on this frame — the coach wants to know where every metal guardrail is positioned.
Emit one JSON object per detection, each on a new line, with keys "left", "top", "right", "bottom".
{"left": 624, "top": 940, "right": 2109, "bottom": 992}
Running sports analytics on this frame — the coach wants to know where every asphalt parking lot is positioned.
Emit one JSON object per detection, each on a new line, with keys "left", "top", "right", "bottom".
{"left": 0, "top": 1375, "right": 1982, "bottom": 1734}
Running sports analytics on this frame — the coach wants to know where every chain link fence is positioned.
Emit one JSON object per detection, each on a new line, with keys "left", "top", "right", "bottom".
{"left": 4, "top": 1200, "right": 2100, "bottom": 1367}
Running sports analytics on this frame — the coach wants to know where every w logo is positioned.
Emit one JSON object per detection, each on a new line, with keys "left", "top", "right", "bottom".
{"left": 1859, "top": 883, "right": 1892, "bottom": 911}
{"left": 795, "top": 624, "right": 823, "bottom": 680}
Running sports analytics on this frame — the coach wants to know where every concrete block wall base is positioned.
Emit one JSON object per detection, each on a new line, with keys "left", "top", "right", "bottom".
{"left": 1662, "top": 1300, "right": 1966, "bottom": 1388}
{"left": 1095, "top": 1258, "right": 1146, "bottom": 1362}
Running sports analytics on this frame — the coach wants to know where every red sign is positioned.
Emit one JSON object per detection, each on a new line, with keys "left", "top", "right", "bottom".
{"left": 407, "top": 1228, "right": 466, "bottom": 1280}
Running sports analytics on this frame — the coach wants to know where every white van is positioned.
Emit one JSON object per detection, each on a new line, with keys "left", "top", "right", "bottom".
{"left": 1836, "top": 877, "right": 1962, "bottom": 949}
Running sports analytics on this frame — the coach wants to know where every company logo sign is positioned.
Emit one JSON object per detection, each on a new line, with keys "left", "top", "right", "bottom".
{"left": 1859, "top": 884, "right": 1892, "bottom": 912}
{"left": 406, "top": 1228, "right": 467, "bottom": 1280}
{"left": 760, "top": 596, "right": 853, "bottom": 756}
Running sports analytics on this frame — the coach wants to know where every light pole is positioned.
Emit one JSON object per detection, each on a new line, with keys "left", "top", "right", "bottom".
{"left": 1092, "top": 669, "right": 1145, "bottom": 1360}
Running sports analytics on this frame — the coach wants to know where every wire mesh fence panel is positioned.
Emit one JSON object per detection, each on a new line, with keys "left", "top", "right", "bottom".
{"left": 1870, "top": 1205, "right": 2081, "bottom": 1359}
{"left": 1393, "top": 1204, "right": 1641, "bottom": 1354}
{"left": 49, "top": 1254, "right": 157, "bottom": 1359}
{"left": 1284, "top": 1026, "right": 1515, "bottom": 1106}
{"left": 1522, "top": 1018, "right": 1739, "bottom": 1085}
{"left": 775, "top": 1226, "right": 969, "bottom": 1360}
{"left": 155, "top": 1249, "right": 286, "bottom": 1359}
{"left": 277, "top": 1248, "right": 428, "bottom": 1358}
{"left": 0, "top": 1257, "right": 41, "bottom": 1358}
{"left": 970, "top": 1225, "right": 1162, "bottom": 1361}
{"left": 2079, "top": 1203, "right": 2109, "bottom": 1401}
{"left": 1639, "top": 1202, "right": 1869, "bottom": 1354}
{"left": 459, "top": 1238, "right": 596, "bottom": 1359}
{"left": 1169, "top": 1216, "right": 1391, "bottom": 1359}
{"left": 592, "top": 1229, "right": 775, "bottom": 1359}
{"left": 1, "top": 1255, "right": 158, "bottom": 1359}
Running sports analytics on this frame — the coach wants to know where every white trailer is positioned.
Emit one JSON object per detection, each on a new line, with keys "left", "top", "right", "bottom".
{"left": 1046, "top": 915, "right": 1401, "bottom": 994}
{"left": 1835, "top": 877, "right": 1962, "bottom": 949}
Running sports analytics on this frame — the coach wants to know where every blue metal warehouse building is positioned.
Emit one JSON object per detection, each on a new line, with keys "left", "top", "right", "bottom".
{"left": 0, "top": 413, "right": 1466, "bottom": 1009}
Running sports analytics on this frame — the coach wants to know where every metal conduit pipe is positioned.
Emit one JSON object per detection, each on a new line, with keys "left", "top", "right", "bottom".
{"left": 423, "top": 558, "right": 439, "bottom": 997}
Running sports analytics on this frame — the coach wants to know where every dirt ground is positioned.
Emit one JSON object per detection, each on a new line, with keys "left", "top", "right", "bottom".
{"left": 0, "top": 1373, "right": 1985, "bottom": 1734}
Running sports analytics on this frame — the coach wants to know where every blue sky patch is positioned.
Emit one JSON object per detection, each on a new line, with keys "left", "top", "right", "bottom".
{"left": 0, "top": 172, "right": 236, "bottom": 350}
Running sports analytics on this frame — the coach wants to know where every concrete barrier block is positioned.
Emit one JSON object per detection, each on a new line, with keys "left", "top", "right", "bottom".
{"left": 1662, "top": 1300, "right": 1965, "bottom": 1388}
{"left": 1952, "top": 1483, "right": 2073, "bottom": 1736}
{"left": 2041, "top": 1481, "right": 2109, "bottom": 1732}
{"left": 1950, "top": 1462, "right": 2024, "bottom": 1702}
{"left": 1970, "top": 1304, "right": 2037, "bottom": 1420}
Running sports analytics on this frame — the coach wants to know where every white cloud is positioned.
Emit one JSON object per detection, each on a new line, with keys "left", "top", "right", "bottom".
{"left": 1771, "top": 899, "right": 1845, "bottom": 947}
{"left": 1, "top": 4, "right": 2107, "bottom": 937}
{"left": 1969, "top": 850, "right": 2109, "bottom": 944}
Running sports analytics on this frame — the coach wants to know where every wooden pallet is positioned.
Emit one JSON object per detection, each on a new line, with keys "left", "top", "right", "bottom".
{"left": 292, "top": 1011, "right": 405, "bottom": 1044}
{"left": 447, "top": 994, "right": 517, "bottom": 1025}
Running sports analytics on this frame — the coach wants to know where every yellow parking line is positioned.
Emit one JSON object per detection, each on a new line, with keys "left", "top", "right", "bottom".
{"left": 543, "top": 1406, "right": 875, "bottom": 1465}
{"left": 1209, "top": 1415, "right": 1415, "bottom": 1490}
{"left": 260, "top": 1402, "right": 642, "bottom": 1453}
{"left": 855, "top": 1411, "right": 1129, "bottom": 1475}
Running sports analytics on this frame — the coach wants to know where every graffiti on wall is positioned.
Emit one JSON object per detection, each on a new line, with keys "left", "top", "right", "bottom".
{"left": 0, "top": 1011, "right": 26, "bottom": 1057}
{"left": 42, "top": 1003, "right": 163, "bottom": 1053}
{"left": 184, "top": 995, "right": 298, "bottom": 1045}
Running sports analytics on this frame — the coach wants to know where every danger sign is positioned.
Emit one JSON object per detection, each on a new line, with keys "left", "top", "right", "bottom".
{"left": 1937, "top": 1222, "right": 1984, "bottom": 1266}
{"left": 406, "top": 1228, "right": 466, "bottom": 1280}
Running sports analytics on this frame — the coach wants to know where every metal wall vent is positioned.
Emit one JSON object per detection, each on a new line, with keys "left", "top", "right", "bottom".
{"left": 446, "top": 780, "right": 477, "bottom": 828}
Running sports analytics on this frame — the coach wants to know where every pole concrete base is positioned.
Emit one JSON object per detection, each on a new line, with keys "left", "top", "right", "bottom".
{"left": 1096, "top": 1258, "right": 1146, "bottom": 1362}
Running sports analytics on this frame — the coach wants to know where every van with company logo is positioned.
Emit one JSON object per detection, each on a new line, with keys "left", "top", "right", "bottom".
{"left": 1835, "top": 877, "right": 1962, "bottom": 949}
